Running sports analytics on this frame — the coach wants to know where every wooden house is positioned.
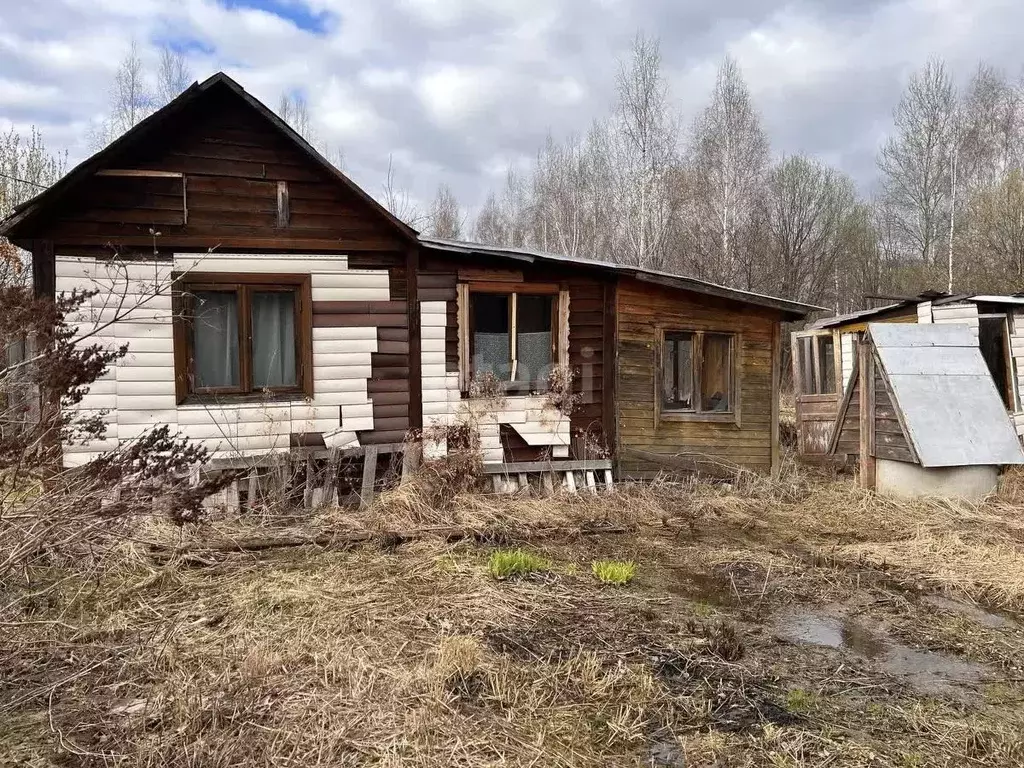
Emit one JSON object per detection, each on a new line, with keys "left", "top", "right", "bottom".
{"left": 0, "top": 73, "right": 815, "bottom": 497}
{"left": 793, "top": 292, "right": 1024, "bottom": 459}
{"left": 829, "top": 323, "right": 1024, "bottom": 499}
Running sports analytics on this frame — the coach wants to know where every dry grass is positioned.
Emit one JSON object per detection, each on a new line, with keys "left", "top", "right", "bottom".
{"left": 3, "top": 461, "right": 1024, "bottom": 766}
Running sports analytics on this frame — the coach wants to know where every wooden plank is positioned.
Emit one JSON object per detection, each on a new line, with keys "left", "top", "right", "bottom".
{"left": 771, "top": 320, "right": 781, "bottom": 476}
{"left": 564, "top": 471, "right": 577, "bottom": 492}
{"left": 313, "top": 300, "right": 407, "bottom": 315}
{"left": 360, "top": 445, "right": 379, "bottom": 509}
{"left": 585, "top": 470, "right": 597, "bottom": 493}
{"left": 96, "top": 169, "right": 183, "bottom": 178}
{"left": 859, "top": 341, "right": 876, "bottom": 489}
{"left": 276, "top": 180, "right": 290, "bottom": 228}
{"left": 480, "top": 459, "right": 613, "bottom": 474}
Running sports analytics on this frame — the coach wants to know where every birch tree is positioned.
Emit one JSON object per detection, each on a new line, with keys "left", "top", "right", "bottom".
{"left": 428, "top": 183, "right": 463, "bottom": 239}
{"left": 877, "top": 58, "right": 958, "bottom": 267}
{"left": 0, "top": 127, "right": 66, "bottom": 285}
{"left": 156, "top": 47, "right": 192, "bottom": 106}
{"left": 612, "top": 33, "right": 678, "bottom": 269}
{"left": 687, "top": 56, "right": 769, "bottom": 283}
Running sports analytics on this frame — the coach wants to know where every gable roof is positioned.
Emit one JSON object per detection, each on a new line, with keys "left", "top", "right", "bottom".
{"left": 868, "top": 323, "right": 1024, "bottom": 467}
{"left": 419, "top": 236, "right": 821, "bottom": 320}
{"left": 0, "top": 72, "right": 417, "bottom": 242}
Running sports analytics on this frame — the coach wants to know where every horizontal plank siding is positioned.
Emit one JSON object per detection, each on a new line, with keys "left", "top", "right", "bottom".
{"left": 616, "top": 278, "right": 779, "bottom": 474}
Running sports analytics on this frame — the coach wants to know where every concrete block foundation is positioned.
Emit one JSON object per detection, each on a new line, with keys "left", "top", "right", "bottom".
{"left": 875, "top": 459, "right": 999, "bottom": 501}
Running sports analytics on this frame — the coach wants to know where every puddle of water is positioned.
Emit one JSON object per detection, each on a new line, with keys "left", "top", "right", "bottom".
{"left": 921, "top": 594, "right": 1013, "bottom": 629}
{"left": 774, "top": 610, "right": 985, "bottom": 696}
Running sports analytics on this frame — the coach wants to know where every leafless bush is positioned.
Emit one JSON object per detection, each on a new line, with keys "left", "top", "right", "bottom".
{"left": 544, "top": 364, "right": 582, "bottom": 416}
{"left": 0, "top": 285, "right": 231, "bottom": 583}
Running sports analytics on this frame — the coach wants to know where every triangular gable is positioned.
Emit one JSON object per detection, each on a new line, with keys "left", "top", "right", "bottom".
{"left": 1, "top": 73, "right": 416, "bottom": 243}
{"left": 869, "top": 323, "right": 1024, "bottom": 467}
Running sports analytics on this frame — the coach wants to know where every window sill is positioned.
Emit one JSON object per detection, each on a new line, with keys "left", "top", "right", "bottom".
{"left": 178, "top": 392, "right": 311, "bottom": 408}
{"left": 659, "top": 410, "right": 737, "bottom": 424}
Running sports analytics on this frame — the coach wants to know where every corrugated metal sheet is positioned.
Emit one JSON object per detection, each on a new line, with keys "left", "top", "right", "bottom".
{"left": 869, "top": 323, "right": 1024, "bottom": 468}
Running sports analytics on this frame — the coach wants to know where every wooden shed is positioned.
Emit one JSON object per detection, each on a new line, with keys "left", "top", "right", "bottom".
{"left": 0, "top": 71, "right": 817, "bottom": 495}
{"left": 829, "top": 323, "right": 1024, "bottom": 499}
{"left": 793, "top": 292, "right": 1024, "bottom": 459}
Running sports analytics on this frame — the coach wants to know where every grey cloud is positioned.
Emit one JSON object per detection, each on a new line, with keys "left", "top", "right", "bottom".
{"left": 2, "top": 0, "right": 1023, "bottom": 216}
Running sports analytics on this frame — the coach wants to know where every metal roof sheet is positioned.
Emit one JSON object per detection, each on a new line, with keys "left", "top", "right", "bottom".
{"left": 869, "top": 323, "right": 1024, "bottom": 468}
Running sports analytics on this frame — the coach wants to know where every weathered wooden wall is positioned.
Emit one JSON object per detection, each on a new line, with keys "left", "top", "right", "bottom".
{"left": 22, "top": 87, "right": 405, "bottom": 255}
{"left": 615, "top": 278, "right": 779, "bottom": 475}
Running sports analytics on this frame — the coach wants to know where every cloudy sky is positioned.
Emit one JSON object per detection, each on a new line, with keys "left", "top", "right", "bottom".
{"left": 1, "top": 0, "right": 1022, "bottom": 218}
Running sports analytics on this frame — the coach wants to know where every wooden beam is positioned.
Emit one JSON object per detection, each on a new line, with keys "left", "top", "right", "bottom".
{"left": 95, "top": 169, "right": 184, "bottom": 178}
{"left": 771, "top": 320, "right": 781, "bottom": 477}
{"left": 406, "top": 244, "right": 422, "bottom": 433}
{"left": 360, "top": 444, "right": 379, "bottom": 509}
{"left": 276, "top": 181, "right": 290, "bottom": 228}
{"left": 603, "top": 279, "right": 618, "bottom": 464}
{"left": 858, "top": 338, "right": 876, "bottom": 489}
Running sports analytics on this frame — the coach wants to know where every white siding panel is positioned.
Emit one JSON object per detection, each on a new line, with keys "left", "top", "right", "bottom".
{"left": 176, "top": 405, "right": 292, "bottom": 426}
{"left": 174, "top": 253, "right": 351, "bottom": 273}
{"left": 116, "top": 324, "right": 174, "bottom": 340}
{"left": 116, "top": 366, "right": 176, "bottom": 382}
{"left": 115, "top": 380, "right": 177, "bottom": 397}
{"left": 120, "top": 338, "right": 175, "bottom": 355}
{"left": 115, "top": 409, "right": 180, "bottom": 426}
{"left": 117, "top": 394, "right": 177, "bottom": 411}
{"left": 312, "top": 368, "right": 373, "bottom": 385}
{"left": 312, "top": 326, "right": 379, "bottom": 342}
{"left": 311, "top": 286, "right": 392, "bottom": 302}
{"left": 312, "top": 272, "right": 390, "bottom": 289}
{"left": 55, "top": 254, "right": 394, "bottom": 466}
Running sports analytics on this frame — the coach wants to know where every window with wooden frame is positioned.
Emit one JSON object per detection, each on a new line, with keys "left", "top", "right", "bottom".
{"left": 172, "top": 273, "right": 313, "bottom": 403}
{"left": 466, "top": 283, "right": 562, "bottom": 392}
{"left": 661, "top": 330, "right": 737, "bottom": 415}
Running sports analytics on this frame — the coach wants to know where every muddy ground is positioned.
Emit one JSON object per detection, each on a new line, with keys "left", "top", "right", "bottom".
{"left": 3, "top": 467, "right": 1024, "bottom": 766}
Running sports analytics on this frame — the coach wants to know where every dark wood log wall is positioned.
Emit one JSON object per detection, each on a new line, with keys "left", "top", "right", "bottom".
{"left": 873, "top": 368, "right": 913, "bottom": 462}
{"left": 26, "top": 87, "right": 406, "bottom": 256}
{"left": 417, "top": 272, "right": 460, "bottom": 373}
{"left": 567, "top": 278, "right": 612, "bottom": 454}
{"left": 616, "top": 278, "right": 778, "bottom": 475}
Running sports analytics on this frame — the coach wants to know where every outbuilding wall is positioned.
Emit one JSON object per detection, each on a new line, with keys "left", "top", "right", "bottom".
{"left": 615, "top": 278, "right": 781, "bottom": 475}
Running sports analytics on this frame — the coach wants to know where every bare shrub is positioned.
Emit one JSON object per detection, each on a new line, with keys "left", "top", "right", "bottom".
{"left": 0, "top": 284, "right": 231, "bottom": 582}
{"left": 544, "top": 364, "right": 582, "bottom": 416}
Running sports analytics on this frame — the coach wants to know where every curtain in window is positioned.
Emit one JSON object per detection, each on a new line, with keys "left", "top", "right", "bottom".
{"left": 663, "top": 335, "right": 693, "bottom": 408}
{"left": 251, "top": 291, "right": 296, "bottom": 388}
{"left": 471, "top": 294, "right": 511, "bottom": 380}
{"left": 193, "top": 291, "right": 239, "bottom": 388}
{"left": 514, "top": 295, "right": 553, "bottom": 386}
{"left": 701, "top": 334, "right": 732, "bottom": 412}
